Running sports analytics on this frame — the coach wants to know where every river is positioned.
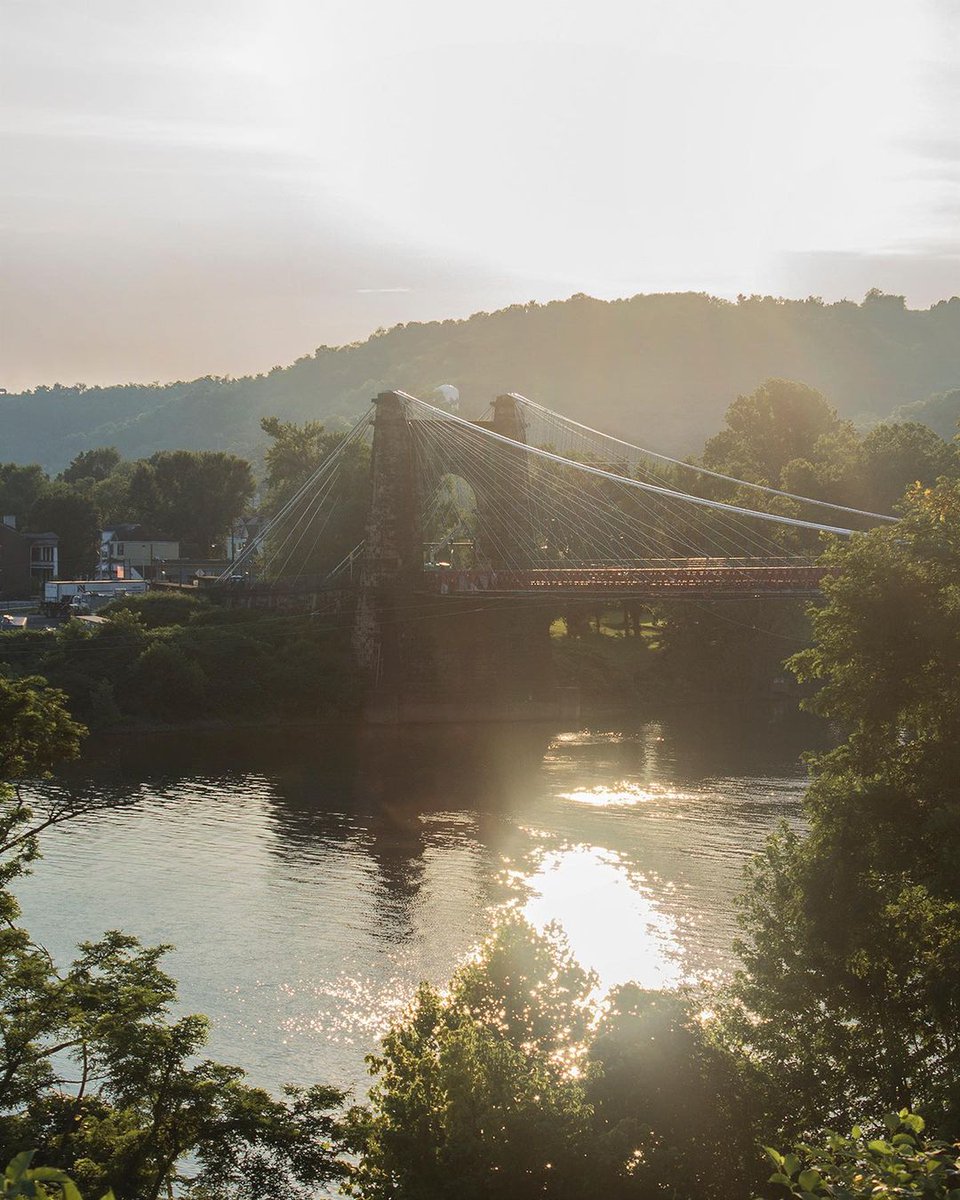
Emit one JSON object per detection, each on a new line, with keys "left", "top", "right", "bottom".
{"left": 16, "top": 704, "right": 825, "bottom": 1099}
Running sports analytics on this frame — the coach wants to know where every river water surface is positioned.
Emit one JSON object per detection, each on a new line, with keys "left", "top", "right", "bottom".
{"left": 17, "top": 706, "right": 825, "bottom": 1097}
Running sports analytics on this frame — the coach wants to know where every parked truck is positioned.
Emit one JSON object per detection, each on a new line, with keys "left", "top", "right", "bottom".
{"left": 40, "top": 579, "right": 147, "bottom": 616}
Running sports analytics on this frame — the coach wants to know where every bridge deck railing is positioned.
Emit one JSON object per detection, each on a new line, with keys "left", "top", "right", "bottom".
{"left": 419, "top": 559, "right": 828, "bottom": 595}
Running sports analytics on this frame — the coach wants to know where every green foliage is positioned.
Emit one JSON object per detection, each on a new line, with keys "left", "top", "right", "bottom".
{"left": 259, "top": 417, "right": 369, "bottom": 578}
{"left": 893, "top": 387, "right": 960, "bottom": 442}
{"left": 348, "top": 916, "right": 597, "bottom": 1199}
{"left": 128, "top": 450, "right": 254, "bottom": 552}
{"left": 0, "top": 605, "right": 359, "bottom": 728}
{"left": 789, "top": 479, "right": 960, "bottom": 810}
{"left": 3, "top": 1149, "right": 109, "bottom": 1200}
{"left": 260, "top": 417, "right": 337, "bottom": 512}
{"left": 0, "top": 466, "right": 47, "bottom": 526}
{"left": 0, "top": 931, "right": 348, "bottom": 1200}
{"left": 702, "top": 380, "right": 840, "bottom": 486}
{"left": 58, "top": 449, "right": 121, "bottom": 487}
{"left": 0, "top": 679, "right": 348, "bottom": 1199}
{"left": 726, "top": 830, "right": 960, "bottom": 1137}
{"left": 27, "top": 486, "right": 99, "bottom": 579}
{"left": 88, "top": 463, "right": 135, "bottom": 529}
{"left": 552, "top": 626, "right": 655, "bottom": 701}
{"left": 647, "top": 380, "right": 958, "bottom": 702}
{"left": 652, "top": 599, "right": 809, "bottom": 700}
{"left": 760, "top": 1112, "right": 960, "bottom": 1199}
{"left": 5, "top": 293, "right": 960, "bottom": 473}
{"left": 700, "top": 381, "right": 958, "bottom": 521}
{"left": 858, "top": 423, "right": 958, "bottom": 513}
{"left": 719, "top": 478, "right": 960, "bottom": 1138}
{"left": 351, "top": 921, "right": 766, "bottom": 1200}
{"left": 126, "top": 642, "right": 207, "bottom": 721}
{"left": 0, "top": 674, "right": 86, "bottom": 905}
{"left": 586, "top": 986, "right": 764, "bottom": 1199}
{"left": 0, "top": 675, "right": 84, "bottom": 784}
{"left": 100, "top": 590, "right": 203, "bottom": 629}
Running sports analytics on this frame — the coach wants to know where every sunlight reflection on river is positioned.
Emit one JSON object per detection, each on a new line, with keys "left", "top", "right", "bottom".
{"left": 522, "top": 845, "right": 684, "bottom": 989}
{"left": 16, "top": 710, "right": 819, "bottom": 1094}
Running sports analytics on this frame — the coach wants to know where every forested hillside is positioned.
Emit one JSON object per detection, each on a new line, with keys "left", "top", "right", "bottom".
{"left": 892, "top": 387, "right": 960, "bottom": 440}
{"left": 3, "top": 289, "right": 960, "bottom": 471}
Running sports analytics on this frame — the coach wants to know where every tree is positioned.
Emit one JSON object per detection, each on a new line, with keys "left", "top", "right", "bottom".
{"left": 2, "top": 933, "right": 347, "bottom": 1200}
{"left": 760, "top": 1111, "right": 960, "bottom": 1199}
{"left": 0, "top": 675, "right": 84, "bottom": 787}
{"left": 651, "top": 598, "right": 809, "bottom": 700}
{"left": 0, "top": 466, "right": 48, "bottom": 527}
{"left": 128, "top": 451, "right": 254, "bottom": 553}
{"left": 260, "top": 417, "right": 338, "bottom": 513}
{"left": 791, "top": 479, "right": 960, "bottom": 798}
{"left": 720, "top": 479, "right": 960, "bottom": 1138}
{"left": 2, "top": 1149, "right": 107, "bottom": 1200}
{"left": 0, "top": 675, "right": 348, "bottom": 1198}
{"left": 858, "top": 422, "right": 958, "bottom": 512}
{"left": 700, "top": 386, "right": 959, "bottom": 519}
{"left": 27, "top": 485, "right": 99, "bottom": 578}
{"left": 586, "top": 986, "right": 764, "bottom": 1199}
{"left": 89, "top": 462, "right": 136, "bottom": 528}
{"left": 58, "top": 449, "right": 121, "bottom": 487}
{"left": 701, "top": 380, "right": 841, "bottom": 487}
{"left": 348, "top": 916, "right": 596, "bottom": 1199}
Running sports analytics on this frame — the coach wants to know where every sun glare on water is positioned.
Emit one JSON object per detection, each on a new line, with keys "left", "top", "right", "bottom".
{"left": 559, "top": 782, "right": 697, "bottom": 808}
{"left": 521, "top": 845, "right": 685, "bottom": 991}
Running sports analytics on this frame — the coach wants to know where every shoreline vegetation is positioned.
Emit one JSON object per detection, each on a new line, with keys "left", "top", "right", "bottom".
{"left": 0, "top": 588, "right": 812, "bottom": 734}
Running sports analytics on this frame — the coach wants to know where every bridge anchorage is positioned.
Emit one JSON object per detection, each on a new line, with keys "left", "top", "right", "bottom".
{"left": 219, "top": 389, "right": 896, "bottom": 724}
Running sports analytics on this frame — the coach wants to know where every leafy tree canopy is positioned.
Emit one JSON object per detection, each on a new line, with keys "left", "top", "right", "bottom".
{"left": 258, "top": 417, "right": 369, "bottom": 579}
{"left": 348, "top": 916, "right": 597, "bottom": 1199}
{"left": 720, "top": 478, "right": 960, "bottom": 1139}
{"left": 4, "top": 292, "right": 960, "bottom": 472}
{"left": 0, "top": 677, "right": 348, "bottom": 1199}
{"left": 27, "top": 485, "right": 99, "bottom": 579}
{"left": 702, "top": 379, "right": 840, "bottom": 485}
{"left": 0, "top": 466, "right": 47, "bottom": 527}
{"left": 58, "top": 449, "right": 121, "bottom": 487}
{"left": 128, "top": 450, "right": 255, "bottom": 552}
{"left": 760, "top": 1111, "right": 960, "bottom": 1200}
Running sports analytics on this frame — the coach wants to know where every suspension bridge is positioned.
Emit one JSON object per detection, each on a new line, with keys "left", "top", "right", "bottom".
{"left": 218, "top": 390, "right": 895, "bottom": 721}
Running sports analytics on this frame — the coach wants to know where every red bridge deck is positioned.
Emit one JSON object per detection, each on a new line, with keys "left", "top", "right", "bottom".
{"left": 420, "top": 561, "right": 829, "bottom": 598}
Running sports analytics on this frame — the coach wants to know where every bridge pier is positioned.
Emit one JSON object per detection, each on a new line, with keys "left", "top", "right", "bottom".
{"left": 364, "top": 595, "right": 569, "bottom": 724}
{"left": 354, "top": 391, "right": 576, "bottom": 724}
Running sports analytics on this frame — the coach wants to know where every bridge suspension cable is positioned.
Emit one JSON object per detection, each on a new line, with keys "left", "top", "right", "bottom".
{"left": 216, "top": 404, "right": 374, "bottom": 583}
{"left": 505, "top": 392, "right": 898, "bottom": 525}
{"left": 398, "top": 391, "right": 865, "bottom": 540}
{"left": 215, "top": 388, "right": 898, "bottom": 594}
{"left": 408, "top": 398, "right": 789, "bottom": 567}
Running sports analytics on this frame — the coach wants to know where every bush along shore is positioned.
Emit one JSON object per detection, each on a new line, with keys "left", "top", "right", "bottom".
{"left": 0, "top": 591, "right": 361, "bottom": 730}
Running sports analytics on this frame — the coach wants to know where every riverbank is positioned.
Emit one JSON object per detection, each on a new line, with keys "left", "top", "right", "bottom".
{"left": 0, "top": 591, "right": 813, "bottom": 733}
{"left": 0, "top": 597, "right": 362, "bottom": 729}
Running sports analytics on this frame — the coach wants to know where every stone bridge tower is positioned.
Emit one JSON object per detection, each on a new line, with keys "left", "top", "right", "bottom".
{"left": 352, "top": 392, "right": 569, "bottom": 723}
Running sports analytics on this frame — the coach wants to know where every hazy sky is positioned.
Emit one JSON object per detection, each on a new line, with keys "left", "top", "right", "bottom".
{"left": 2, "top": 0, "right": 959, "bottom": 389}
